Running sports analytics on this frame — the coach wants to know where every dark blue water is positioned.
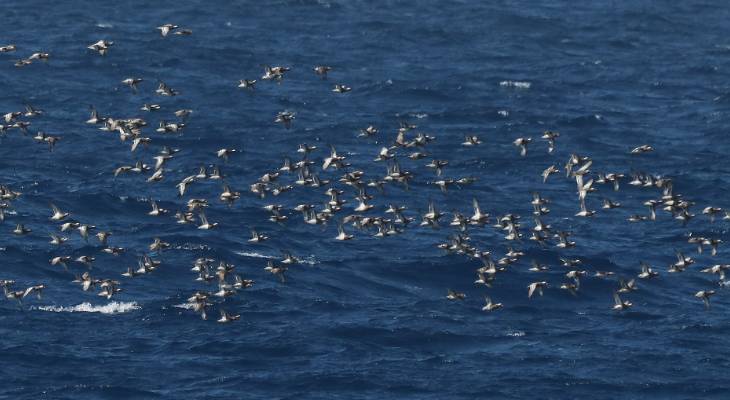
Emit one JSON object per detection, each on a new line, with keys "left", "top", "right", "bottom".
{"left": 2, "top": 1, "right": 730, "bottom": 398}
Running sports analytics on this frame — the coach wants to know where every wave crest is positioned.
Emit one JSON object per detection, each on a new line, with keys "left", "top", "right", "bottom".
{"left": 173, "top": 302, "right": 195, "bottom": 310}
{"left": 499, "top": 80, "right": 531, "bottom": 89}
{"left": 234, "top": 251, "right": 318, "bottom": 265}
{"left": 34, "top": 301, "right": 140, "bottom": 314}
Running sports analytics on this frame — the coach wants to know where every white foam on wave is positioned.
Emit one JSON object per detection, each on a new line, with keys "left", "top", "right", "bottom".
{"left": 299, "top": 257, "right": 318, "bottom": 266}
{"left": 117, "top": 195, "right": 150, "bottom": 202}
{"left": 235, "top": 251, "right": 275, "bottom": 259}
{"left": 506, "top": 331, "right": 525, "bottom": 337}
{"left": 174, "top": 243, "right": 211, "bottom": 251}
{"left": 34, "top": 301, "right": 140, "bottom": 314}
{"left": 173, "top": 303, "right": 195, "bottom": 310}
{"left": 234, "top": 251, "right": 319, "bottom": 265}
{"left": 499, "top": 80, "right": 531, "bottom": 89}
{"left": 96, "top": 22, "right": 114, "bottom": 28}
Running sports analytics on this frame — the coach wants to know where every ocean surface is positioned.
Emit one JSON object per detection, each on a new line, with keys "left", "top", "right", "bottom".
{"left": 2, "top": 1, "right": 730, "bottom": 398}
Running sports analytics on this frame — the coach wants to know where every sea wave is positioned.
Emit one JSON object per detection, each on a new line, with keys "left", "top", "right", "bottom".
{"left": 499, "top": 80, "right": 531, "bottom": 89}
{"left": 174, "top": 243, "right": 211, "bottom": 251}
{"left": 234, "top": 250, "right": 276, "bottom": 259}
{"left": 34, "top": 301, "right": 140, "bottom": 314}
{"left": 234, "top": 251, "right": 318, "bottom": 265}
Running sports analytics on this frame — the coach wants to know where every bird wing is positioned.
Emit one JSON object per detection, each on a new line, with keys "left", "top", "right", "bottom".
{"left": 22, "top": 287, "right": 34, "bottom": 298}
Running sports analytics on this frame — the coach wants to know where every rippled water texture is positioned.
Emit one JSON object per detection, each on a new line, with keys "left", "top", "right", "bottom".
{"left": 2, "top": 1, "right": 730, "bottom": 399}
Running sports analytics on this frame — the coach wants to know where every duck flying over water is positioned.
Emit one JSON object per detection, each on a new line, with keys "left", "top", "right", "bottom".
{"left": 217, "top": 310, "right": 241, "bottom": 323}
{"left": 446, "top": 289, "right": 466, "bottom": 300}
{"left": 528, "top": 281, "right": 548, "bottom": 298}
{"left": 335, "top": 223, "right": 353, "bottom": 241}
{"left": 13, "top": 224, "right": 31, "bottom": 235}
{"left": 122, "top": 77, "right": 143, "bottom": 92}
{"left": 462, "top": 135, "right": 481, "bottom": 146}
{"left": 50, "top": 204, "right": 69, "bottom": 221}
{"left": 197, "top": 211, "right": 218, "bottom": 230}
{"left": 542, "top": 165, "right": 559, "bottom": 183}
{"left": 314, "top": 65, "right": 332, "bottom": 78}
{"left": 332, "top": 84, "right": 351, "bottom": 93}
{"left": 482, "top": 296, "right": 503, "bottom": 312}
{"left": 87, "top": 40, "right": 113, "bottom": 55}
{"left": 470, "top": 198, "right": 489, "bottom": 225}
{"left": 612, "top": 293, "right": 632, "bottom": 311}
{"left": 238, "top": 79, "right": 256, "bottom": 89}
{"left": 541, "top": 130, "right": 559, "bottom": 153}
{"left": 264, "top": 260, "right": 287, "bottom": 282}
{"left": 631, "top": 145, "right": 653, "bottom": 154}
{"left": 513, "top": 137, "right": 531, "bottom": 156}
{"left": 156, "top": 81, "right": 178, "bottom": 96}
{"left": 638, "top": 262, "right": 659, "bottom": 279}
{"left": 157, "top": 24, "right": 179, "bottom": 36}
{"left": 248, "top": 229, "right": 268, "bottom": 243}
{"left": 274, "top": 111, "right": 295, "bottom": 129}
{"left": 695, "top": 290, "right": 715, "bottom": 309}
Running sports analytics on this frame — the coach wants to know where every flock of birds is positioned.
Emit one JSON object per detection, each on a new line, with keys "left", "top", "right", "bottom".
{"left": 0, "top": 24, "right": 727, "bottom": 323}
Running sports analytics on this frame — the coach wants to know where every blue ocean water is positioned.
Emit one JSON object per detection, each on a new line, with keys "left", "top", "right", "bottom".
{"left": 2, "top": 0, "right": 730, "bottom": 398}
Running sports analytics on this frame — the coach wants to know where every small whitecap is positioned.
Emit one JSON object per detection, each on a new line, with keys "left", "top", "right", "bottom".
{"left": 499, "top": 80, "right": 531, "bottom": 89}
{"left": 173, "top": 303, "right": 195, "bottom": 310}
{"left": 174, "top": 243, "right": 211, "bottom": 251}
{"left": 35, "top": 301, "right": 140, "bottom": 314}
{"left": 234, "top": 251, "right": 275, "bottom": 259}
{"left": 300, "top": 255, "right": 319, "bottom": 266}
{"left": 413, "top": 113, "right": 428, "bottom": 119}
{"left": 96, "top": 22, "right": 113, "bottom": 29}
{"left": 497, "top": 110, "right": 509, "bottom": 117}
{"left": 234, "top": 251, "right": 318, "bottom": 265}
{"left": 506, "top": 331, "right": 525, "bottom": 337}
